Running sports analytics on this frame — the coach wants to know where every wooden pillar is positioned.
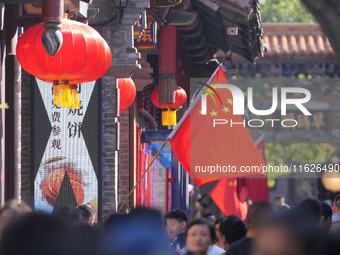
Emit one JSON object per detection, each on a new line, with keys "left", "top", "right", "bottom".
{"left": 4, "top": 4, "right": 20, "bottom": 201}
{"left": 0, "top": 3, "right": 5, "bottom": 206}
{"left": 158, "top": 26, "right": 177, "bottom": 104}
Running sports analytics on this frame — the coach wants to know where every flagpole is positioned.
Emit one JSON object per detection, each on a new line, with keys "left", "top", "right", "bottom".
{"left": 118, "top": 139, "right": 169, "bottom": 212}
{"left": 168, "top": 65, "right": 222, "bottom": 139}
{"left": 254, "top": 134, "right": 265, "bottom": 146}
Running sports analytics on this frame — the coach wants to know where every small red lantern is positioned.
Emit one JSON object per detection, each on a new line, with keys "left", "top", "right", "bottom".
{"left": 151, "top": 86, "right": 187, "bottom": 125}
{"left": 118, "top": 78, "right": 136, "bottom": 112}
{"left": 16, "top": 18, "right": 111, "bottom": 108}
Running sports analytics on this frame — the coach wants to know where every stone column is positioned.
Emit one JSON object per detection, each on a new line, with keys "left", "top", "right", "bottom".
{"left": 89, "top": 0, "right": 149, "bottom": 220}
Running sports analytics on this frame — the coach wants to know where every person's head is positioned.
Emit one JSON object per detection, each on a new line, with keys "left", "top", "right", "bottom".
{"left": 0, "top": 200, "right": 32, "bottom": 239}
{"left": 214, "top": 217, "right": 224, "bottom": 243}
{"left": 220, "top": 215, "right": 246, "bottom": 250}
{"left": 68, "top": 224, "right": 103, "bottom": 255}
{"left": 103, "top": 212, "right": 127, "bottom": 230}
{"left": 185, "top": 218, "right": 215, "bottom": 255}
{"left": 333, "top": 194, "right": 340, "bottom": 213}
{"left": 202, "top": 213, "right": 216, "bottom": 225}
{"left": 129, "top": 207, "right": 164, "bottom": 233}
{"left": 254, "top": 211, "right": 331, "bottom": 255}
{"left": 130, "top": 207, "right": 163, "bottom": 222}
{"left": 323, "top": 199, "right": 332, "bottom": 207}
{"left": 77, "top": 204, "right": 96, "bottom": 226}
{"left": 103, "top": 208, "right": 174, "bottom": 255}
{"left": 55, "top": 206, "right": 85, "bottom": 226}
{"left": 320, "top": 201, "right": 333, "bottom": 232}
{"left": 1, "top": 213, "right": 69, "bottom": 255}
{"left": 246, "top": 202, "right": 274, "bottom": 234}
{"left": 164, "top": 209, "right": 187, "bottom": 240}
{"left": 296, "top": 199, "right": 322, "bottom": 226}
{"left": 275, "top": 195, "right": 285, "bottom": 206}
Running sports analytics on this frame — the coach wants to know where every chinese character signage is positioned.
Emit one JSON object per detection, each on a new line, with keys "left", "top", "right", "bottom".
{"left": 135, "top": 16, "right": 157, "bottom": 50}
{"left": 32, "top": 77, "right": 100, "bottom": 220}
{"left": 134, "top": 13, "right": 147, "bottom": 39}
{"left": 280, "top": 111, "right": 327, "bottom": 131}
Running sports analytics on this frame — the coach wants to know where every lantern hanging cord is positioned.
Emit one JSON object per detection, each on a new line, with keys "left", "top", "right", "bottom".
{"left": 89, "top": 15, "right": 118, "bottom": 27}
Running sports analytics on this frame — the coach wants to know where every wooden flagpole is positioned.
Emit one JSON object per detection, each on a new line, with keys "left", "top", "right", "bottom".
{"left": 118, "top": 139, "right": 169, "bottom": 212}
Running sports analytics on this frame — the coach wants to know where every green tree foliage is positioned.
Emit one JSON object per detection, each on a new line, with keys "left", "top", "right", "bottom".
{"left": 260, "top": 0, "right": 314, "bottom": 23}
{"left": 266, "top": 143, "right": 336, "bottom": 165}
{"left": 265, "top": 143, "right": 336, "bottom": 187}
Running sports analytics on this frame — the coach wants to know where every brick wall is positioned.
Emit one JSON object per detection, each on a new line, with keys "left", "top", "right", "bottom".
{"left": 101, "top": 76, "right": 118, "bottom": 220}
{"left": 90, "top": 0, "right": 150, "bottom": 77}
{"left": 21, "top": 71, "right": 30, "bottom": 204}
{"left": 118, "top": 109, "right": 130, "bottom": 204}
{"left": 90, "top": 0, "right": 150, "bottom": 219}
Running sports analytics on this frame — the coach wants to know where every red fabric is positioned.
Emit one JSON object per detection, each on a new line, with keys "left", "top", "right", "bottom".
{"left": 16, "top": 19, "right": 111, "bottom": 84}
{"left": 159, "top": 26, "right": 176, "bottom": 74}
{"left": 237, "top": 136, "right": 270, "bottom": 202}
{"left": 248, "top": 136, "right": 269, "bottom": 202}
{"left": 169, "top": 66, "right": 265, "bottom": 186}
{"left": 237, "top": 178, "right": 251, "bottom": 203}
{"left": 248, "top": 178, "right": 269, "bottom": 202}
{"left": 211, "top": 179, "right": 247, "bottom": 219}
{"left": 118, "top": 78, "right": 136, "bottom": 112}
{"left": 169, "top": 114, "right": 216, "bottom": 186}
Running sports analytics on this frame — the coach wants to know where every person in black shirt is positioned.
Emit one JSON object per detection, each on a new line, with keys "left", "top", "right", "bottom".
{"left": 220, "top": 215, "right": 246, "bottom": 251}
{"left": 320, "top": 201, "right": 332, "bottom": 232}
{"left": 165, "top": 209, "right": 188, "bottom": 251}
{"left": 226, "top": 202, "right": 274, "bottom": 255}
{"left": 253, "top": 209, "right": 339, "bottom": 255}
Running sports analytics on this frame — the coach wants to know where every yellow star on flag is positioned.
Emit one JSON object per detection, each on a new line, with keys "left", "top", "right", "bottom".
{"left": 227, "top": 98, "right": 233, "bottom": 105}
{"left": 222, "top": 107, "right": 230, "bottom": 113}
{"left": 199, "top": 110, "right": 202, "bottom": 115}
{"left": 210, "top": 110, "right": 217, "bottom": 117}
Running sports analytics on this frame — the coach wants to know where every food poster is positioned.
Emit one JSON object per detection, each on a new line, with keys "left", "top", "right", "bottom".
{"left": 32, "top": 78, "right": 100, "bottom": 221}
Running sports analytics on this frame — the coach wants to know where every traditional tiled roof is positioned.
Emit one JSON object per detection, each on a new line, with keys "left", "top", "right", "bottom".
{"left": 192, "top": 24, "right": 339, "bottom": 77}
{"left": 192, "top": 0, "right": 264, "bottom": 63}
{"left": 169, "top": 11, "right": 211, "bottom": 64}
{"left": 262, "top": 23, "right": 334, "bottom": 57}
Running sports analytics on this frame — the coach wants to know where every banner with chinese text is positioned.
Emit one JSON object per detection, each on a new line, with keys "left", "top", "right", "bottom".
{"left": 32, "top": 77, "right": 100, "bottom": 221}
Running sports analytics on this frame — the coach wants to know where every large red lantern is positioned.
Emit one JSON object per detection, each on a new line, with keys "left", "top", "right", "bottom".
{"left": 151, "top": 86, "right": 187, "bottom": 109}
{"left": 16, "top": 18, "right": 111, "bottom": 108}
{"left": 151, "top": 86, "right": 187, "bottom": 125}
{"left": 118, "top": 78, "right": 136, "bottom": 112}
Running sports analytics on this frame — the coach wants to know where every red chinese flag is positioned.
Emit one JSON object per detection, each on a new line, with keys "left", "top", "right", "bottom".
{"left": 237, "top": 135, "right": 270, "bottom": 202}
{"left": 249, "top": 135, "right": 269, "bottom": 202}
{"left": 169, "top": 66, "right": 265, "bottom": 186}
{"left": 211, "top": 178, "right": 248, "bottom": 219}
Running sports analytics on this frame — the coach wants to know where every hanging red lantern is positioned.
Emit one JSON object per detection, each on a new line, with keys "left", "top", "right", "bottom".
{"left": 16, "top": 18, "right": 111, "bottom": 108}
{"left": 118, "top": 78, "right": 136, "bottom": 112}
{"left": 151, "top": 86, "right": 187, "bottom": 109}
{"left": 151, "top": 86, "right": 187, "bottom": 125}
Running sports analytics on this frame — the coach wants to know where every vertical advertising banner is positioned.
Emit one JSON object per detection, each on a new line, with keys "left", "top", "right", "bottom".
{"left": 31, "top": 77, "right": 100, "bottom": 221}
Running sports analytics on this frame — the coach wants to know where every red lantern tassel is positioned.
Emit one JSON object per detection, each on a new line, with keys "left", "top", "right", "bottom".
{"left": 53, "top": 81, "right": 80, "bottom": 109}
{"left": 162, "top": 108, "right": 177, "bottom": 126}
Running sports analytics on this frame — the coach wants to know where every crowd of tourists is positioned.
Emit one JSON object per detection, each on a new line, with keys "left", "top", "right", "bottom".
{"left": 0, "top": 196, "right": 340, "bottom": 255}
